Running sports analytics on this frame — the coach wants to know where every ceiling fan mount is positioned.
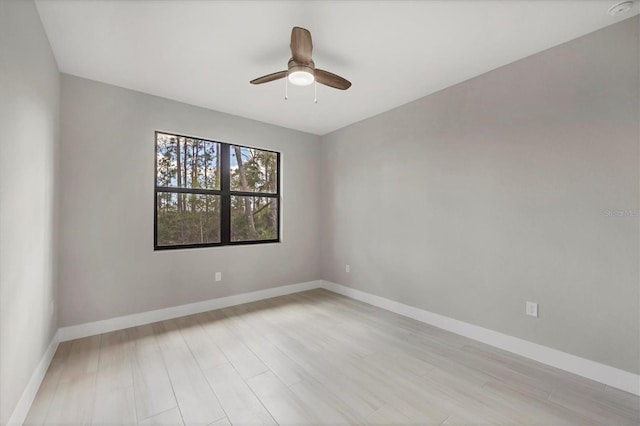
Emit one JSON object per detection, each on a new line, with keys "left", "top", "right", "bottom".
{"left": 250, "top": 27, "right": 351, "bottom": 91}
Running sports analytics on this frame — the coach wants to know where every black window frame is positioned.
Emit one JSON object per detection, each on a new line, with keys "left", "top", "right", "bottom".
{"left": 154, "top": 131, "right": 281, "bottom": 250}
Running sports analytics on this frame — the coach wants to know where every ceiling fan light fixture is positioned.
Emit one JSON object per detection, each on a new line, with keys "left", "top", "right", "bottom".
{"left": 250, "top": 27, "right": 351, "bottom": 91}
{"left": 288, "top": 70, "right": 314, "bottom": 86}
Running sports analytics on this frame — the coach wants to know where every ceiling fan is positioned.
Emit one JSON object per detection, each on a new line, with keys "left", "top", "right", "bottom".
{"left": 250, "top": 27, "right": 351, "bottom": 91}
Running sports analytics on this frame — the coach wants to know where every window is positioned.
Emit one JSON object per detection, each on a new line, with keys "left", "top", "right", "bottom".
{"left": 155, "top": 131, "right": 280, "bottom": 249}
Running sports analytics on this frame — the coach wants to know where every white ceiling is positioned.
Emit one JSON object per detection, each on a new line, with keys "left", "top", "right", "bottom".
{"left": 36, "top": 0, "right": 638, "bottom": 135}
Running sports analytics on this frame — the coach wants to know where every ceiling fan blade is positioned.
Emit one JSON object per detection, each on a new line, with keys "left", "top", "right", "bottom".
{"left": 315, "top": 69, "right": 351, "bottom": 90}
{"left": 290, "top": 27, "right": 312, "bottom": 64}
{"left": 250, "top": 71, "right": 287, "bottom": 85}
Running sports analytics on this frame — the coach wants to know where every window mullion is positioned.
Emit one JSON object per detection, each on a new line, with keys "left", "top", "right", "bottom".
{"left": 156, "top": 186, "right": 222, "bottom": 195}
{"left": 220, "top": 143, "right": 231, "bottom": 244}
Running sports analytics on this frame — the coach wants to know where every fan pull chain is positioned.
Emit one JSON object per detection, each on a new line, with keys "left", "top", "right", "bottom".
{"left": 285, "top": 77, "right": 288, "bottom": 100}
{"left": 314, "top": 80, "right": 318, "bottom": 104}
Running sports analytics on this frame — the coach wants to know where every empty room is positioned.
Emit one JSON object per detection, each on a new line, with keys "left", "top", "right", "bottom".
{"left": 1, "top": 0, "right": 639, "bottom": 425}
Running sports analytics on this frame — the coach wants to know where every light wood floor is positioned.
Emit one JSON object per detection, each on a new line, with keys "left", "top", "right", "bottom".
{"left": 25, "top": 289, "right": 639, "bottom": 425}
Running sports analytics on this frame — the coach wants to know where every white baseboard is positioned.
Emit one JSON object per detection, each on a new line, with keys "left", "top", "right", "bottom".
{"left": 58, "top": 280, "right": 321, "bottom": 342}
{"left": 7, "top": 330, "right": 60, "bottom": 426}
{"left": 320, "top": 280, "right": 640, "bottom": 396}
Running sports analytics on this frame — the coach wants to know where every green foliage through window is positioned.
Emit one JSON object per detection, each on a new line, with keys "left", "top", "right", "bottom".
{"left": 155, "top": 132, "right": 279, "bottom": 249}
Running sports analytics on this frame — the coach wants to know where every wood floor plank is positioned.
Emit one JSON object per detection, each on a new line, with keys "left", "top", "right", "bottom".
{"left": 203, "top": 362, "right": 277, "bottom": 425}
{"left": 208, "top": 417, "right": 231, "bottom": 426}
{"left": 289, "top": 378, "right": 365, "bottom": 424}
{"left": 549, "top": 386, "right": 639, "bottom": 425}
{"left": 460, "top": 343, "right": 606, "bottom": 395}
{"left": 274, "top": 337, "right": 384, "bottom": 418}
{"left": 482, "top": 379, "right": 599, "bottom": 425}
{"left": 59, "top": 335, "right": 101, "bottom": 380}
{"left": 355, "top": 356, "right": 451, "bottom": 424}
{"left": 26, "top": 290, "right": 639, "bottom": 426}
{"left": 138, "top": 407, "right": 184, "bottom": 425}
{"left": 245, "top": 371, "right": 315, "bottom": 424}
{"left": 43, "top": 372, "right": 96, "bottom": 425}
{"left": 173, "top": 315, "right": 228, "bottom": 371}
{"left": 221, "top": 305, "right": 308, "bottom": 386}
{"left": 421, "top": 367, "right": 526, "bottom": 424}
{"left": 604, "top": 385, "right": 640, "bottom": 412}
{"left": 98, "top": 329, "right": 133, "bottom": 369}
{"left": 195, "top": 310, "right": 269, "bottom": 380}
{"left": 92, "top": 331, "right": 137, "bottom": 425}
{"left": 23, "top": 342, "right": 73, "bottom": 425}
{"left": 91, "top": 384, "right": 137, "bottom": 425}
{"left": 364, "top": 404, "right": 411, "bottom": 425}
{"left": 153, "top": 319, "right": 226, "bottom": 426}
{"left": 129, "top": 324, "right": 178, "bottom": 421}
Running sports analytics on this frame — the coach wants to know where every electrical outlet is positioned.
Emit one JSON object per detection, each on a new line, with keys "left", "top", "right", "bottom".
{"left": 215, "top": 272, "right": 222, "bottom": 282}
{"left": 345, "top": 264, "right": 350, "bottom": 273}
{"left": 526, "top": 301, "right": 538, "bottom": 317}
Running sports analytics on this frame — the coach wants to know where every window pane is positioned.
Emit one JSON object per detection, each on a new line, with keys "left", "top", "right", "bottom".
{"left": 231, "top": 196, "right": 278, "bottom": 242}
{"left": 156, "top": 133, "right": 179, "bottom": 187}
{"left": 156, "top": 192, "right": 221, "bottom": 246}
{"left": 156, "top": 133, "right": 220, "bottom": 190}
{"left": 230, "top": 146, "right": 278, "bottom": 193}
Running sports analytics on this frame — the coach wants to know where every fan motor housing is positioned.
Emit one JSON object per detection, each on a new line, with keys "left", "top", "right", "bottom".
{"left": 288, "top": 59, "right": 315, "bottom": 76}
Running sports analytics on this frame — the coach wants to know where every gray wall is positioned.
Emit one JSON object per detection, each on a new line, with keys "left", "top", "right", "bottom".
{"left": 58, "top": 75, "right": 321, "bottom": 327}
{"left": 0, "top": 0, "right": 60, "bottom": 423}
{"left": 320, "top": 17, "right": 639, "bottom": 374}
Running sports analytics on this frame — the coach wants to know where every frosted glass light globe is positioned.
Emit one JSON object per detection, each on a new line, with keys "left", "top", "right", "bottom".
{"left": 288, "top": 71, "right": 314, "bottom": 86}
